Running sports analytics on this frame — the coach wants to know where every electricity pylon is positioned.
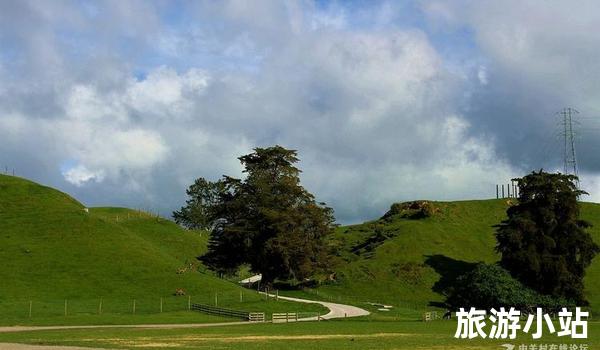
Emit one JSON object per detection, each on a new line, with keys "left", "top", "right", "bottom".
{"left": 558, "top": 107, "right": 579, "bottom": 185}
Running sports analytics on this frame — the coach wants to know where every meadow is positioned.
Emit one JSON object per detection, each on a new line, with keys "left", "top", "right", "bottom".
{"left": 0, "top": 174, "right": 324, "bottom": 326}
{"left": 1, "top": 174, "right": 599, "bottom": 349}
{"left": 0, "top": 319, "right": 597, "bottom": 349}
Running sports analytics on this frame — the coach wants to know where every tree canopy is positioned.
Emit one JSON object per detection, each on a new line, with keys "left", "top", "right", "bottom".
{"left": 174, "top": 146, "right": 336, "bottom": 285}
{"left": 173, "top": 178, "right": 225, "bottom": 230}
{"left": 495, "top": 170, "right": 599, "bottom": 304}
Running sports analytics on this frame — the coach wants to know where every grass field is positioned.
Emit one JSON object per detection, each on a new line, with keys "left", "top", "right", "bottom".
{"left": 0, "top": 174, "right": 325, "bottom": 325}
{"left": 1, "top": 173, "right": 599, "bottom": 349}
{"left": 0, "top": 319, "right": 597, "bottom": 349}
{"left": 301, "top": 199, "right": 600, "bottom": 315}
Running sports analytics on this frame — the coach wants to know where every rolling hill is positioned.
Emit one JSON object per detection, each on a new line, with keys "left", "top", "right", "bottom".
{"left": 0, "top": 174, "right": 323, "bottom": 324}
{"left": 2, "top": 173, "right": 598, "bottom": 324}
{"left": 311, "top": 199, "right": 600, "bottom": 314}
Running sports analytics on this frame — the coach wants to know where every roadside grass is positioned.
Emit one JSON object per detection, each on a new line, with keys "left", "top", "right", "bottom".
{"left": 0, "top": 295, "right": 326, "bottom": 326}
{"left": 0, "top": 311, "right": 237, "bottom": 327}
{"left": 0, "top": 320, "right": 597, "bottom": 350}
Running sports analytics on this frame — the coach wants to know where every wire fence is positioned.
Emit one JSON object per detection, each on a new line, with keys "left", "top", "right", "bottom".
{"left": 0, "top": 291, "right": 280, "bottom": 320}
{"left": 0, "top": 297, "right": 188, "bottom": 319}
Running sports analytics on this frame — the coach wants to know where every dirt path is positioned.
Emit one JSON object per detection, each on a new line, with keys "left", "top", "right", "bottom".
{"left": 0, "top": 293, "right": 370, "bottom": 349}
{"left": 0, "top": 321, "right": 250, "bottom": 333}
{"left": 0, "top": 293, "right": 369, "bottom": 335}
{"left": 261, "top": 293, "right": 370, "bottom": 320}
{"left": 0, "top": 344, "right": 108, "bottom": 350}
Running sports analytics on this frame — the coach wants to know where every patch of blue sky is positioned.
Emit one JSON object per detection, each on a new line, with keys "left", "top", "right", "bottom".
{"left": 313, "top": 1, "right": 482, "bottom": 67}
{"left": 59, "top": 159, "right": 79, "bottom": 174}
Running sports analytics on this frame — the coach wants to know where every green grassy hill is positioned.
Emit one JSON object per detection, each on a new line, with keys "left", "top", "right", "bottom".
{"left": 0, "top": 174, "right": 323, "bottom": 325}
{"left": 3, "top": 173, "right": 597, "bottom": 324}
{"left": 303, "top": 199, "right": 600, "bottom": 314}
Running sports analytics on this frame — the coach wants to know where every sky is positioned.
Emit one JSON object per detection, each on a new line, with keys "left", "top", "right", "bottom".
{"left": 2, "top": 0, "right": 600, "bottom": 224}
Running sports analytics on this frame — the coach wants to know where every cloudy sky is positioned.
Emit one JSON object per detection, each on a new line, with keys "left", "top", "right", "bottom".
{"left": 2, "top": 0, "right": 600, "bottom": 223}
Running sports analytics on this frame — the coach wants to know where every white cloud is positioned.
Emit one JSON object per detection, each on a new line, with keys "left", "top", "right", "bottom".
{"left": 62, "top": 164, "right": 104, "bottom": 186}
{"left": 422, "top": 0, "right": 600, "bottom": 193}
{"left": 0, "top": 1, "right": 533, "bottom": 223}
{"left": 127, "top": 67, "right": 210, "bottom": 117}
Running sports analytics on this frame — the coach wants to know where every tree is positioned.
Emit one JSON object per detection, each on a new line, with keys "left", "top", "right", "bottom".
{"left": 495, "top": 171, "right": 599, "bottom": 304}
{"left": 178, "top": 146, "right": 336, "bottom": 284}
{"left": 173, "top": 178, "right": 225, "bottom": 230}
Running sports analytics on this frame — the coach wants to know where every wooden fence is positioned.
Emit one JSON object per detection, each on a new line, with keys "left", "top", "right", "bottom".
{"left": 272, "top": 312, "right": 298, "bottom": 323}
{"left": 422, "top": 311, "right": 439, "bottom": 322}
{"left": 249, "top": 312, "right": 265, "bottom": 322}
{"left": 190, "top": 303, "right": 264, "bottom": 322}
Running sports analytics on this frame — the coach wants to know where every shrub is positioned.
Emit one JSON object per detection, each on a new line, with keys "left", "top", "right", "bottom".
{"left": 382, "top": 201, "right": 436, "bottom": 220}
{"left": 446, "top": 263, "right": 571, "bottom": 312}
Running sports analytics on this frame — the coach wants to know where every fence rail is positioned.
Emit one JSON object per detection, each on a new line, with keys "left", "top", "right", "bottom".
{"left": 272, "top": 312, "right": 298, "bottom": 323}
{"left": 422, "top": 311, "right": 439, "bottom": 322}
{"left": 249, "top": 312, "right": 265, "bottom": 322}
{"left": 190, "top": 303, "right": 264, "bottom": 322}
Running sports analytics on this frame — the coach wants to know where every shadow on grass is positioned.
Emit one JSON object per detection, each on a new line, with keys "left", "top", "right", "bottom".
{"left": 424, "top": 254, "right": 478, "bottom": 308}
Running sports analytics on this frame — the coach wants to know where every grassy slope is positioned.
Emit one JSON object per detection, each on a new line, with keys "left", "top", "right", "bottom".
{"left": 311, "top": 199, "right": 600, "bottom": 313}
{"left": 0, "top": 174, "right": 324, "bottom": 324}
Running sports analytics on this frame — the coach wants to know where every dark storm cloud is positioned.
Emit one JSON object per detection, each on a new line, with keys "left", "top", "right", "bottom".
{"left": 423, "top": 0, "right": 600, "bottom": 197}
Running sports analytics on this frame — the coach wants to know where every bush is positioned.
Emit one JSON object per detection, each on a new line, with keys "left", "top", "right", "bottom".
{"left": 382, "top": 201, "right": 436, "bottom": 220}
{"left": 446, "top": 263, "right": 572, "bottom": 312}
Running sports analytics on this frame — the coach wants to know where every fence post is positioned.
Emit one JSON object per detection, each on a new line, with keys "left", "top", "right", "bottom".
{"left": 215, "top": 293, "right": 218, "bottom": 307}
{"left": 317, "top": 312, "right": 320, "bottom": 321}
{"left": 64, "top": 300, "right": 68, "bottom": 316}
{"left": 496, "top": 184, "right": 499, "bottom": 199}
{"left": 160, "top": 298, "right": 163, "bottom": 313}
{"left": 29, "top": 301, "right": 32, "bottom": 318}
{"left": 276, "top": 290, "right": 278, "bottom": 301}
{"left": 188, "top": 296, "right": 191, "bottom": 311}
{"left": 133, "top": 299, "right": 136, "bottom": 314}
{"left": 99, "top": 298, "right": 103, "bottom": 315}
{"left": 240, "top": 291, "right": 243, "bottom": 302}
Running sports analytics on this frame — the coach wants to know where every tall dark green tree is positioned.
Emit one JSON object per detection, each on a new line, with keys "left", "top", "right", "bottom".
{"left": 495, "top": 171, "right": 599, "bottom": 304}
{"left": 177, "top": 146, "right": 336, "bottom": 284}
{"left": 173, "top": 178, "right": 225, "bottom": 230}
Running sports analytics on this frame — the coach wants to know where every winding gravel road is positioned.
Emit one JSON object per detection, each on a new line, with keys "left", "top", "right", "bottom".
{"left": 0, "top": 293, "right": 370, "bottom": 350}
{"left": 262, "top": 293, "right": 370, "bottom": 320}
{"left": 0, "top": 293, "right": 369, "bottom": 336}
{"left": 0, "top": 344, "right": 105, "bottom": 350}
